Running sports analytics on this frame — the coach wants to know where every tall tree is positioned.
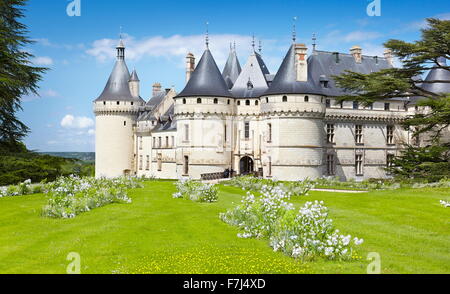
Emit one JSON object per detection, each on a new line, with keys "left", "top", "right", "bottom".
{"left": 0, "top": 0, "right": 47, "bottom": 149}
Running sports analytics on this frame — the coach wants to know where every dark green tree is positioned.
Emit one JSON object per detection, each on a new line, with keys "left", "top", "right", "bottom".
{"left": 0, "top": 0, "right": 47, "bottom": 150}
{"left": 333, "top": 18, "right": 450, "bottom": 181}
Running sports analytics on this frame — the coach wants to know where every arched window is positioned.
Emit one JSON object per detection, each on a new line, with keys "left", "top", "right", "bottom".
{"left": 255, "top": 100, "right": 259, "bottom": 106}
{"left": 214, "top": 98, "right": 218, "bottom": 104}
{"left": 237, "top": 101, "right": 241, "bottom": 106}
{"left": 282, "top": 96, "right": 288, "bottom": 102}
{"left": 197, "top": 98, "right": 202, "bottom": 104}
{"left": 305, "top": 96, "right": 309, "bottom": 102}
{"left": 246, "top": 100, "right": 250, "bottom": 106}
{"left": 117, "top": 101, "right": 120, "bottom": 105}
{"left": 183, "top": 98, "right": 186, "bottom": 104}
{"left": 227, "top": 99, "right": 230, "bottom": 105}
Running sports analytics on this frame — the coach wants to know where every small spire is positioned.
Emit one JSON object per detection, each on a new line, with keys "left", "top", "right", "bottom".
{"left": 251, "top": 34, "right": 256, "bottom": 52}
{"left": 292, "top": 16, "right": 298, "bottom": 43}
{"left": 259, "top": 40, "right": 262, "bottom": 54}
{"left": 205, "top": 21, "right": 209, "bottom": 49}
{"left": 312, "top": 33, "right": 317, "bottom": 52}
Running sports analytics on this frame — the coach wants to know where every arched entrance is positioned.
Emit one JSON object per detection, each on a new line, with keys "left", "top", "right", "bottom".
{"left": 240, "top": 156, "right": 254, "bottom": 175}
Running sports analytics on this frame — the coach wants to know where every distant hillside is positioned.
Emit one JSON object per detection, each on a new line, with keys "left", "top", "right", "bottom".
{"left": 41, "top": 152, "right": 95, "bottom": 163}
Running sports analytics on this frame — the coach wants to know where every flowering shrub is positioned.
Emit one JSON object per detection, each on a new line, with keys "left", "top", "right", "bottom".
{"left": 221, "top": 186, "right": 363, "bottom": 261}
{"left": 225, "top": 176, "right": 314, "bottom": 197}
{"left": 0, "top": 179, "right": 44, "bottom": 198}
{"left": 173, "top": 179, "right": 218, "bottom": 203}
{"left": 42, "top": 176, "right": 142, "bottom": 219}
{"left": 440, "top": 200, "right": 450, "bottom": 208}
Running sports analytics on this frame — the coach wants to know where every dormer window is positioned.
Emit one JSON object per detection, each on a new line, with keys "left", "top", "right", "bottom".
{"left": 247, "top": 81, "right": 254, "bottom": 90}
{"left": 197, "top": 98, "right": 202, "bottom": 104}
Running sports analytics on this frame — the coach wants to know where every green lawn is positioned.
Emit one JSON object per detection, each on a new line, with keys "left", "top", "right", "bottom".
{"left": 0, "top": 181, "right": 449, "bottom": 274}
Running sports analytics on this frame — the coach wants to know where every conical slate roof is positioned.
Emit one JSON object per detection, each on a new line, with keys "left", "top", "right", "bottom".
{"left": 222, "top": 48, "right": 242, "bottom": 89}
{"left": 231, "top": 52, "right": 270, "bottom": 98}
{"left": 420, "top": 57, "right": 450, "bottom": 95}
{"left": 177, "top": 49, "right": 231, "bottom": 98}
{"left": 130, "top": 69, "right": 140, "bottom": 82}
{"left": 265, "top": 45, "right": 323, "bottom": 96}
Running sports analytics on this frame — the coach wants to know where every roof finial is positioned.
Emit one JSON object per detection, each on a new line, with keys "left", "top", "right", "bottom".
{"left": 205, "top": 21, "right": 209, "bottom": 49}
{"left": 292, "top": 16, "right": 298, "bottom": 43}
{"left": 252, "top": 34, "right": 256, "bottom": 52}
{"left": 259, "top": 40, "right": 262, "bottom": 54}
{"left": 312, "top": 33, "right": 317, "bottom": 52}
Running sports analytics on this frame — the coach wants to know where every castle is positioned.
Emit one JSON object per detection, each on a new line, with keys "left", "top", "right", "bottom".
{"left": 93, "top": 34, "right": 450, "bottom": 181}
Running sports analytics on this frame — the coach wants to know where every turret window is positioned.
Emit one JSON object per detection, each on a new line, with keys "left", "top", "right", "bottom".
{"left": 384, "top": 103, "right": 390, "bottom": 111}
{"left": 353, "top": 101, "right": 359, "bottom": 110}
{"left": 304, "top": 96, "right": 309, "bottom": 102}
{"left": 282, "top": 96, "right": 288, "bottom": 102}
{"left": 266, "top": 97, "right": 269, "bottom": 103}
{"left": 237, "top": 101, "right": 241, "bottom": 106}
{"left": 183, "top": 98, "right": 186, "bottom": 104}
{"left": 246, "top": 100, "right": 250, "bottom": 106}
{"left": 103, "top": 101, "right": 106, "bottom": 105}
{"left": 197, "top": 98, "right": 202, "bottom": 104}
{"left": 214, "top": 98, "right": 218, "bottom": 104}
{"left": 124, "top": 121, "right": 127, "bottom": 126}
{"left": 117, "top": 101, "right": 120, "bottom": 105}
{"left": 255, "top": 100, "right": 259, "bottom": 106}
{"left": 326, "top": 99, "right": 331, "bottom": 108}
{"left": 227, "top": 99, "right": 230, "bottom": 105}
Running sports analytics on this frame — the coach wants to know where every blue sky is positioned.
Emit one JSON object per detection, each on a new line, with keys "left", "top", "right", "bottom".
{"left": 20, "top": 0, "right": 450, "bottom": 152}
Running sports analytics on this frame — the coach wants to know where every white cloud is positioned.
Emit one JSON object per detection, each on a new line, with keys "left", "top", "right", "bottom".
{"left": 33, "top": 56, "right": 53, "bottom": 66}
{"left": 86, "top": 33, "right": 256, "bottom": 68}
{"left": 343, "top": 31, "right": 382, "bottom": 43}
{"left": 22, "top": 89, "right": 60, "bottom": 102}
{"left": 61, "top": 115, "right": 94, "bottom": 129}
{"left": 87, "top": 129, "right": 95, "bottom": 136}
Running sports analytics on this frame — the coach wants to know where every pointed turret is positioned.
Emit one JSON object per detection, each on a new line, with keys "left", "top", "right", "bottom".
{"left": 231, "top": 51, "right": 270, "bottom": 98}
{"left": 177, "top": 49, "right": 231, "bottom": 97}
{"left": 222, "top": 44, "right": 242, "bottom": 89}
{"left": 95, "top": 40, "right": 142, "bottom": 102}
{"left": 420, "top": 57, "right": 450, "bottom": 95}
{"left": 129, "top": 69, "right": 140, "bottom": 98}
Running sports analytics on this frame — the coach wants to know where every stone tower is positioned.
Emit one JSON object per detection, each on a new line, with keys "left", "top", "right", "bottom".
{"left": 93, "top": 39, "right": 145, "bottom": 178}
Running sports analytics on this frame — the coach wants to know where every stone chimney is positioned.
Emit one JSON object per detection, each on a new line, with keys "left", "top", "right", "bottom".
{"left": 384, "top": 49, "right": 393, "bottom": 66}
{"left": 350, "top": 46, "right": 362, "bottom": 63}
{"left": 152, "top": 82, "right": 162, "bottom": 97}
{"left": 186, "top": 52, "right": 195, "bottom": 84}
{"left": 294, "top": 43, "right": 308, "bottom": 82}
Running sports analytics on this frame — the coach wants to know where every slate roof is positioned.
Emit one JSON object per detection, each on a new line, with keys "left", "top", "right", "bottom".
{"left": 177, "top": 49, "right": 231, "bottom": 98}
{"left": 264, "top": 45, "right": 392, "bottom": 97}
{"left": 231, "top": 52, "right": 270, "bottom": 98}
{"left": 129, "top": 69, "right": 140, "bottom": 82}
{"left": 222, "top": 48, "right": 242, "bottom": 89}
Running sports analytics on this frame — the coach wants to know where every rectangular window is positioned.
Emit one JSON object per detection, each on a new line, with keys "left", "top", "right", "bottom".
{"left": 152, "top": 137, "right": 156, "bottom": 148}
{"left": 385, "top": 103, "right": 390, "bottom": 111}
{"left": 139, "top": 155, "right": 143, "bottom": 171}
{"left": 139, "top": 136, "right": 143, "bottom": 150}
{"left": 158, "top": 137, "right": 162, "bottom": 148}
{"left": 267, "top": 123, "right": 272, "bottom": 142}
{"left": 387, "top": 125, "right": 394, "bottom": 145}
{"left": 184, "top": 156, "right": 189, "bottom": 175}
{"left": 172, "top": 136, "right": 175, "bottom": 147}
{"left": 326, "top": 154, "right": 335, "bottom": 176}
{"left": 353, "top": 101, "right": 359, "bottom": 110}
{"left": 355, "top": 125, "right": 363, "bottom": 144}
{"left": 244, "top": 121, "right": 250, "bottom": 139}
{"left": 355, "top": 154, "right": 363, "bottom": 176}
{"left": 325, "top": 99, "right": 331, "bottom": 108}
{"left": 224, "top": 124, "right": 227, "bottom": 143}
{"left": 165, "top": 136, "right": 169, "bottom": 148}
{"left": 157, "top": 154, "right": 162, "bottom": 171}
{"left": 326, "top": 124, "right": 335, "bottom": 144}
{"left": 146, "top": 155, "right": 150, "bottom": 171}
{"left": 184, "top": 124, "right": 189, "bottom": 141}
{"left": 268, "top": 156, "right": 272, "bottom": 177}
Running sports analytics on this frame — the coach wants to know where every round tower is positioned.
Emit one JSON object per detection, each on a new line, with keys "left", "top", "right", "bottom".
{"left": 261, "top": 43, "right": 326, "bottom": 180}
{"left": 93, "top": 40, "right": 145, "bottom": 178}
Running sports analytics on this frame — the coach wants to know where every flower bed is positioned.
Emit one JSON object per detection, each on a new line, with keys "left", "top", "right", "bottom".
{"left": 440, "top": 200, "right": 450, "bottom": 208}
{"left": 173, "top": 179, "right": 218, "bottom": 203}
{"left": 0, "top": 179, "right": 45, "bottom": 198}
{"left": 220, "top": 185, "right": 363, "bottom": 261}
{"left": 225, "top": 175, "right": 314, "bottom": 196}
{"left": 42, "top": 176, "right": 142, "bottom": 219}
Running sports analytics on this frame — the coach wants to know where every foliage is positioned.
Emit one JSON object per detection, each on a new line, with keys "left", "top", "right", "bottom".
{"left": 172, "top": 178, "right": 218, "bottom": 203}
{"left": 0, "top": 0, "right": 48, "bottom": 145}
{"left": 221, "top": 186, "right": 363, "bottom": 261}
{"left": 42, "top": 176, "right": 142, "bottom": 219}
{"left": 0, "top": 179, "right": 44, "bottom": 198}
{"left": 225, "top": 175, "right": 314, "bottom": 196}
